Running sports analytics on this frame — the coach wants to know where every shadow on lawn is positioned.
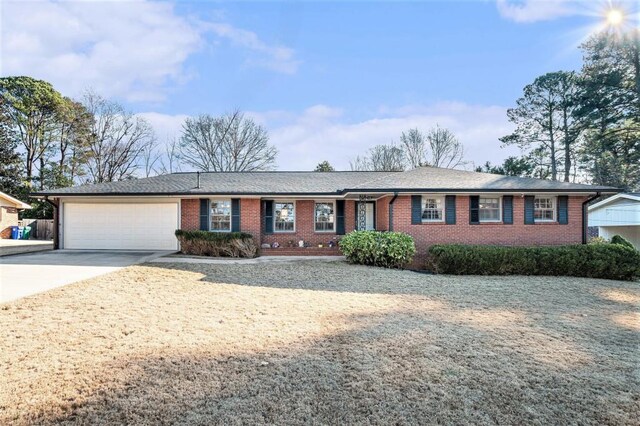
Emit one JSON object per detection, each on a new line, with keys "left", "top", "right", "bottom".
{"left": 23, "top": 305, "right": 637, "bottom": 426}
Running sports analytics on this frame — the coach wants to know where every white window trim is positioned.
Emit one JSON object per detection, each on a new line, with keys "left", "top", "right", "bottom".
{"left": 479, "top": 196, "right": 502, "bottom": 223}
{"left": 314, "top": 200, "right": 336, "bottom": 233}
{"left": 273, "top": 200, "right": 296, "bottom": 233}
{"left": 534, "top": 195, "right": 557, "bottom": 223}
{"left": 421, "top": 195, "right": 445, "bottom": 223}
{"left": 209, "top": 198, "right": 232, "bottom": 232}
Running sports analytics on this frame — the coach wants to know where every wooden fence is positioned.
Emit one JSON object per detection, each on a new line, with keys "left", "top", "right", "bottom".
{"left": 18, "top": 219, "right": 54, "bottom": 240}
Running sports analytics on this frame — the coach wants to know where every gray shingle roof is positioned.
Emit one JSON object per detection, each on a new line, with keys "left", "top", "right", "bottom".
{"left": 351, "top": 167, "right": 619, "bottom": 192}
{"left": 33, "top": 167, "right": 619, "bottom": 197}
{"left": 34, "top": 171, "right": 397, "bottom": 196}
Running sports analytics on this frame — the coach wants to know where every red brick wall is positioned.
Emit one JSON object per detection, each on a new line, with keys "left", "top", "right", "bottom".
{"left": 240, "top": 198, "right": 261, "bottom": 240}
{"left": 376, "top": 197, "right": 390, "bottom": 231}
{"left": 261, "top": 200, "right": 344, "bottom": 247}
{"left": 180, "top": 199, "right": 200, "bottom": 231}
{"left": 391, "top": 195, "right": 586, "bottom": 255}
{"left": 180, "top": 195, "right": 586, "bottom": 259}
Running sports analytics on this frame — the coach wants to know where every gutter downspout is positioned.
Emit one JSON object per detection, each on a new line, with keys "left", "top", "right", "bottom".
{"left": 44, "top": 196, "right": 60, "bottom": 250}
{"left": 582, "top": 192, "right": 601, "bottom": 244}
{"left": 388, "top": 192, "right": 399, "bottom": 231}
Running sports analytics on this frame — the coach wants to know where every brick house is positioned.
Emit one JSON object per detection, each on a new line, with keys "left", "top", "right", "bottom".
{"left": 0, "top": 191, "right": 32, "bottom": 239}
{"left": 33, "top": 167, "right": 618, "bottom": 257}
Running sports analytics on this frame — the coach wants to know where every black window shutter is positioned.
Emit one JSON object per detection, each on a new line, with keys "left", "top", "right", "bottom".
{"left": 503, "top": 195, "right": 513, "bottom": 224}
{"left": 445, "top": 195, "right": 456, "bottom": 225}
{"left": 264, "top": 200, "right": 274, "bottom": 234}
{"left": 558, "top": 195, "right": 568, "bottom": 224}
{"left": 199, "top": 199, "right": 210, "bottom": 231}
{"left": 524, "top": 195, "right": 535, "bottom": 224}
{"left": 231, "top": 198, "right": 241, "bottom": 232}
{"left": 336, "top": 200, "right": 345, "bottom": 235}
{"left": 469, "top": 196, "right": 480, "bottom": 224}
{"left": 411, "top": 195, "right": 422, "bottom": 224}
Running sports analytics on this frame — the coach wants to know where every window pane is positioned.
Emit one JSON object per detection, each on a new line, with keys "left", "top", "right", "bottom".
{"left": 275, "top": 202, "right": 295, "bottom": 232}
{"left": 315, "top": 202, "right": 335, "bottom": 231}
{"left": 422, "top": 197, "right": 443, "bottom": 221}
{"left": 534, "top": 197, "right": 554, "bottom": 221}
{"left": 210, "top": 200, "right": 231, "bottom": 231}
{"left": 479, "top": 197, "right": 500, "bottom": 221}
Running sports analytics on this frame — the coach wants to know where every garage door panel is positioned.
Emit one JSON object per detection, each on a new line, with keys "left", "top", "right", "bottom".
{"left": 64, "top": 203, "right": 179, "bottom": 250}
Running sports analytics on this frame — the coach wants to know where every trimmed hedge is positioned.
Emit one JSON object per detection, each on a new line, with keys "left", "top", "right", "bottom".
{"left": 339, "top": 230, "right": 416, "bottom": 268}
{"left": 428, "top": 244, "right": 640, "bottom": 281}
{"left": 175, "top": 230, "right": 257, "bottom": 258}
{"left": 611, "top": 235, "right": 635, "bottom": 250}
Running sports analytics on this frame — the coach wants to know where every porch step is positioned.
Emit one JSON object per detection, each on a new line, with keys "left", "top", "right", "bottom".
{"left": 261, "top": 247, "right": 341, "bottom": 256}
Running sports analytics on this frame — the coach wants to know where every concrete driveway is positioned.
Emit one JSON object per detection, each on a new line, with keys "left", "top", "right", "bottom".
{"left": 0, "top": 250, "right": 168, "bottom": 303}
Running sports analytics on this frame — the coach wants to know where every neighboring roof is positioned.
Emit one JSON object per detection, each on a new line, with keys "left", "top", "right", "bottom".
{"left": 0, "top": 191, "right": 31, "bottom": 209}
{"left": 588, "top": 193, "right": 640, "bottom": 211}
{"left": 32, "top": 167, "right": 620, "bottom": 197}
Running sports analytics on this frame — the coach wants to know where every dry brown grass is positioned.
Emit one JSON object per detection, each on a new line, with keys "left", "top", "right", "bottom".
{"left": 1, "top": 261, "right": 638, "bottom": 425}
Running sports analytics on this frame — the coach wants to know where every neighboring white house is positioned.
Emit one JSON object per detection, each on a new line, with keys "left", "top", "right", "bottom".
{"left": 589, "top": 193, "right": 640, "bottom": 249}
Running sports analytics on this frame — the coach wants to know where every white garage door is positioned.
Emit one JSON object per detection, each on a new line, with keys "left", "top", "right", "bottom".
{"left": 63, "top": 202, "right": 179, "bottom": 250}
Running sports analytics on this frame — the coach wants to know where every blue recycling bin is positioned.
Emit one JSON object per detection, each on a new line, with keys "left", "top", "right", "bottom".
{"left": 10, "top": 226, "right": 20, "bottom": 239}
{"left": 17, "top": 227, "right": 24, "bottom": 239}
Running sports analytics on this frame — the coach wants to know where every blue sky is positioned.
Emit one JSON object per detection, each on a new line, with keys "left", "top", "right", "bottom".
{"left": 1, "top": 0, "right": 632, "bottom": 170}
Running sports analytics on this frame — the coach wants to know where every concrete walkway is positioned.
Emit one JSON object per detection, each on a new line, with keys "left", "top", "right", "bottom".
{"left": 0, "top": 239, "right": 53, "bottom": 257}
{"left": 151, "top": 255, "right": 346, "bottom": 265}
{"left": 0, "top": 250, "right": 170, "bottom": 303}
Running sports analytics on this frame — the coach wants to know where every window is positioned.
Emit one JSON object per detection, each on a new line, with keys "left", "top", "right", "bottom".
{"left": 210, "top": 199, "right": 231, "bottom": 231}
{"left": 479, "top": 197, "right": 501, "bottom": 222}
{"left": 274, "top": 201, "right": 295, "bottom": 232}
{"left": 534, "top": 197, "right": 556, "bottom": 221}
{"left": 315, "top": 202, "right": 335, "bottom": 232}
{"left": 422, "top": 196, "right": 444, "bottom": 222}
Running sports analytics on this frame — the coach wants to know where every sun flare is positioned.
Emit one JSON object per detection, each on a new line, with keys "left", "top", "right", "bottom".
{"left": 606, "top": 8, "right": 624, "bottom": 27}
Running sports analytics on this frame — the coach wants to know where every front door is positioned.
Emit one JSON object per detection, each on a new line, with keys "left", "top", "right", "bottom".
{"left": 365, "top": 203, "right": 375, "bottom": 230}
{"left": 356, "top": 201, "right": 376, "bottom": 231}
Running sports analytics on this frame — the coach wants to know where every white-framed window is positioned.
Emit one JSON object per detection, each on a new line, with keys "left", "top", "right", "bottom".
{"left": 422, "top": 196, "right": 444, "bottom": 222}
{"left": 479, "top": 197, "right": 501, "bottom": 222}
{"left": 210, "top": 199, "right": 231, "bottom": 231}
{"left": 314, "top": 201, "right": 335, "bottom": 232}
{"left": 534, "top": 196, "right": 556, "bottom": 222}
{"left": 274, "top": 201, "right": 295, "bottom": 232}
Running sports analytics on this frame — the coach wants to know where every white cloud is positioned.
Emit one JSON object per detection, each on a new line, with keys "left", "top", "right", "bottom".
{"left": 1, "top": 1, "right": 300, "bottom": 102}
{"left": 496, "top": 0, "right": 578, "bottom": 23}
{"left": 137, "top": 111, "right": 188, "bottom": 142}
{"left": 265, "top": 103, "right": 518, "bottom": 170}
{"left": 1, "top": 0, "right": 202, "bottom": 102}
{"left": 206, "top": 23, "right": 300, "bottom": 74}
{"left": 145, "top": 103, "right": 519, "bottom": 171}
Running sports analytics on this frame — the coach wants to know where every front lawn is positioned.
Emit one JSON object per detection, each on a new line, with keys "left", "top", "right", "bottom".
{"left": 1, "top": 261, "right": 638, "bottom": 424}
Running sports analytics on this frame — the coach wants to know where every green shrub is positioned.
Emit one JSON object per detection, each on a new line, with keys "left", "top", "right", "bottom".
{"left": 175, "top": 230, "right": 257, "bottom": 258}
{"left": 610, "top": 235, "right": 635, "bottom": 250}
{"left": 339, "top": 230, "right": 415, "bottom": 268}
{"left": 427, "top": 244, "right": 640, "bottom": 281}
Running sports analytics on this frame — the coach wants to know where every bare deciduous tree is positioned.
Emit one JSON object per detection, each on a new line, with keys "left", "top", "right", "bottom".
{"left": 141, "top": 144, "right": 162, "bottom": 178}
{"left": 350, "top": 144, "right": 405, "bottom": 171}
{"left": 179, "top": 110, "right": 277, "bottom": 172}
{"left": 427, "top": 125, "right": 466, "bottom": 168}
{"left": 400, "top": 128, "right": 427, "bottom": 169}
{"left": 158, "top": 137, "right": 181, "bottom": 174}
{"left": 82, "top": 91, "right": 155, "bottom": 183}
